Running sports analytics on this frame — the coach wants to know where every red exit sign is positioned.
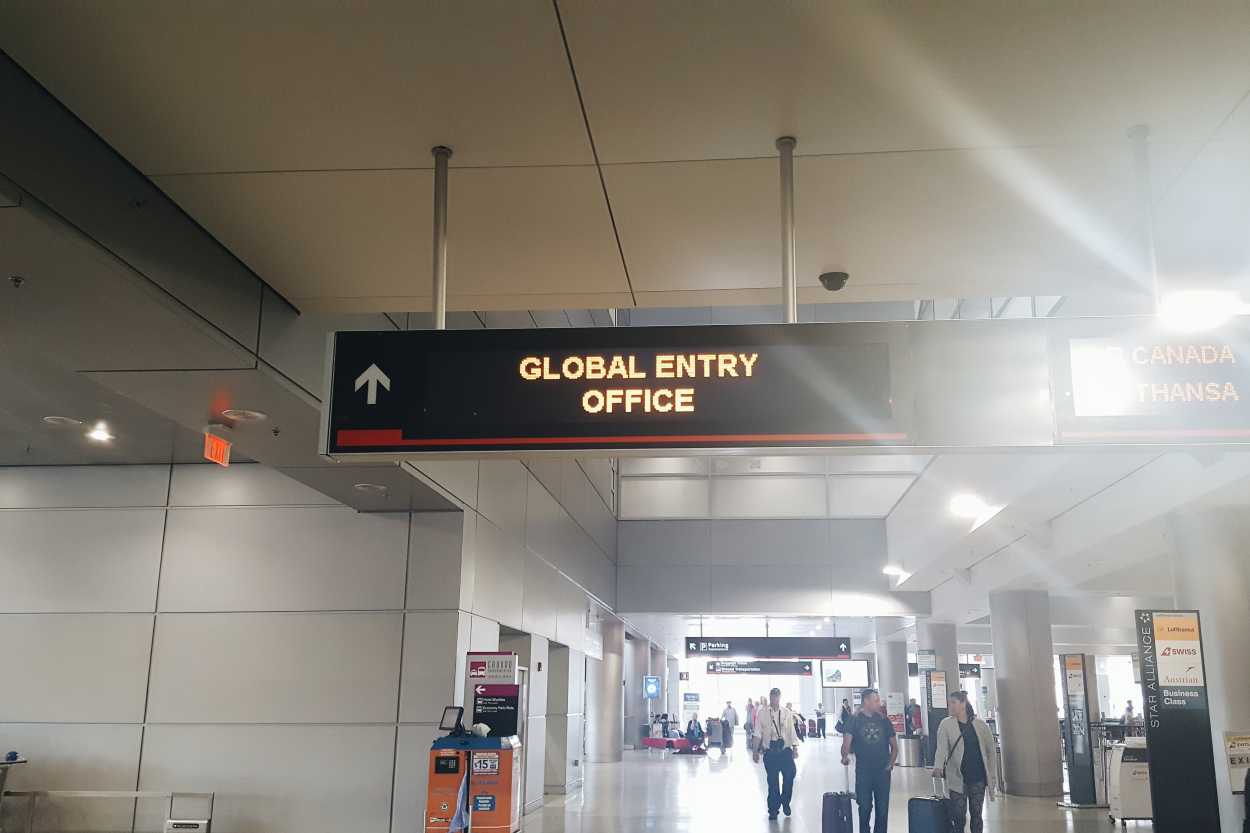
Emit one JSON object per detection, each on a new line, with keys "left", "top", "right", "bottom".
{"left": 203, "top": 432, "right": 231, "bottom": 467}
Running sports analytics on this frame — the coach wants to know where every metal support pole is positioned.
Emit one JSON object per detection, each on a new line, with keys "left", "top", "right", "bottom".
{"left": 1127, "top": 125, "right": 1160, "bottom": 305}
{"left": 431, "top": 145, "right": 453, "bottom": 330}
{"left": 776, "top": 136, "right": 798, "bottom": 324}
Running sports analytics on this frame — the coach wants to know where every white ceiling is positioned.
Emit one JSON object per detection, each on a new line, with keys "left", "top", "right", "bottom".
{"left": 4, "top": 1, "right": 1250, "bottom": 312}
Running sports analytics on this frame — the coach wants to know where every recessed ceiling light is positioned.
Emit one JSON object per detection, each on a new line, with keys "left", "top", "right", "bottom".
{"left": 949, "top": 493, "right": 991, "bottom": 518}
{"left": 221, "top": 408, "right": 269, "bottom": 423}
{"left": 353, "top": 483, "right": 389, "bottom": 494}
{"left": 86, "top": 421, "right": 114, "bottom": 443}
{"left": 882, "top": 563, "right": 908, "bottom": 577}
{"left": 41, "top": 415, "right": 83, "bottom": 427}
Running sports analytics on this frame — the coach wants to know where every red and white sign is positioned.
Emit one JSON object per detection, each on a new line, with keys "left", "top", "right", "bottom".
{"left": 466, "top": 652, "right": 518, "bottom": 685}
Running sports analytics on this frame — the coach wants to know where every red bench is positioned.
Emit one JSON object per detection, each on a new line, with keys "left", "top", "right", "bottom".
{"left": 642, "top": 737, "right": 692, "bottom": 752}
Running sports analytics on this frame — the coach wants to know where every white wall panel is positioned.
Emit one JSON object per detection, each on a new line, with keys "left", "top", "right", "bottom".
{"left": 0, "top": 614, "right": 151, "bottom": 722}
{"left": 469, "top": 614, "right": 500, "bottom": 652}
{"left": 400, "top": 610, "right": 463, "bottom": 723}
{"left": 712, "top": 456, "right": 827, "bottom": 475}
{"left": 392, "top": 723, "right": 442, "bottom": 833}
{"left": 554, "top": 582, "right": 588, "bottom": 653}
{"left": 524, "top": 459, "right": 563, "bottom": 501}
{"left": 406, "top": 511, "right": 466, "bottom": 611}
{"left": 827, "top": 454, "right": 932, "bottom": 475}
{"left": 619, "top": 457, "right": 709, "bottom": 476}
{"left": 169, "top": 463, "right": 337, "bottom": 507}
{"left": 147, "top": 612, "right": 401, "bottom": 723}
{"left": 617, "top": 520, "right": 710, "bottom": 566}
{"left": 0, "top": 509, "right": 163, "bottom": 612}
{"left": 0, "top": 723, "right": 141, "bottom": 833}
{"left": 477, "top": 460, "right": 528, "bottom": 534}
{"left": 138, "top": 724, "right": 394, "bottom": 833}
{"left": 160, "top": 508, "right": 408, "bottom": 611}
{"left": 712, "top": 476, "right": 826, "bottom": 518}
{"left": 827, "top": 475, "right": 914, "bottom": 517}
{"left": 619, "top": 478, "right": 710, "bottom": 519}
{"left": 472, "top": 517, "right": 525, "bottom": 629}
{"left": 525, "top": 714, "right": 547, "bottom": 808}
{"left": 0, "top": 465, "right": 169, "bottom": 509}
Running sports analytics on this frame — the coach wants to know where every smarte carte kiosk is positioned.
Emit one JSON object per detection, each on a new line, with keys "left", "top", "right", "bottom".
{"left": 425, "top": 707, "right": 521, "bottom": 833}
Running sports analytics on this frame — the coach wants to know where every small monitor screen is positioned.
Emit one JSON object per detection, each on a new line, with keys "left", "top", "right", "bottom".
{"left": 439, "top": 706, "right": 463, "bottom": 731}
{"left": 820, "top": 659, "right": 870, "bottom": 689}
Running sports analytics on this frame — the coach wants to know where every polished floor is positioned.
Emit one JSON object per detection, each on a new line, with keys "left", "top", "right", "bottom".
{"left": 524, "top": 735, "right": 1150, "bottom": 832}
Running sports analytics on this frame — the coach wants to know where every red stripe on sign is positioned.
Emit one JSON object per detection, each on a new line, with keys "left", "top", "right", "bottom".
{"left": 336, "top": 428, "right": 908, "bottom": 447}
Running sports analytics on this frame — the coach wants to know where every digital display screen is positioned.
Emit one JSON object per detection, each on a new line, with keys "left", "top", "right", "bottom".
{"left": 439, "top": 706, "right": 463, "bottom": 731}
{"left": 820, "top": 659, "right": 870, "bottom": 689}
{"left": 434, "top": 756, "right": 460, "bottom": 775}
{"left": 325, "top": 323, "right": 907, "bottom": 454}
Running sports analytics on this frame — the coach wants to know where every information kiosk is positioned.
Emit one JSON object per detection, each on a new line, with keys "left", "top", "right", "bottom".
{"left": 425, "top": 707, "right": 522, "bottom": 833}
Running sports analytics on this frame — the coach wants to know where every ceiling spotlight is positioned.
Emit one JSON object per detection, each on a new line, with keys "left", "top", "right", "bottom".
{"left": 881, "top": 563, "right": 908, "bottom": 577}
{"left": 353, "top": 482, "right": 389, "bottom": 494}
{"left": 1158, "top": 290, "right": 1247, "bottom": 332}
{"left": 41, "top": 415, "right": 84, "bottom": 427}
{"left": 221, "top": 408, "right": 269, "bottom": 423}
{"left": 86, "top": 421, "right": 114, "bottom": 443}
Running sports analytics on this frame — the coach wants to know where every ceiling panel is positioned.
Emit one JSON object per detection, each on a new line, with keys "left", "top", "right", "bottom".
{"left": 826, "top": 455, "right": 931, "bottom": 475}
{"left": 827, "top": 475, "right": 914, "bottom": 518}
{"left": 0, "top": 0, "right": 590, "bottom": 173}
{"left": 562, "top": 0, "right": 1250, "bottom": 164}
{"left": 154, "top": 166, "right": 631, "bottom": 312}
{"left": 609, "top": 144, "right": 1144, "bottom": 308}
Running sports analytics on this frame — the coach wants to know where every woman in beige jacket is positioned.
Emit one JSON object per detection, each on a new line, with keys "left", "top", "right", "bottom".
{"left": 931, "top": 691, "right": 1000, "bottom": 833}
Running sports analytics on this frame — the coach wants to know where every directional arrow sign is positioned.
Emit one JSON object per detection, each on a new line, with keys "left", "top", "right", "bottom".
{"left": 354, "top": 363, "right": 390, "bottom": 405}
{"left": 474, "top": 685, "right": 486, "bottom": 696}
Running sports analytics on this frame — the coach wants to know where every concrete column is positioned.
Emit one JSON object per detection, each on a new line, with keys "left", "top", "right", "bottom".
{"left": 989, "top": 590, "right": 1063, "bottom": 797}
{"left": 649, "top": 644, "right": 666, "bottom": 719}
{"left": 916, "top": 620, "right": 960, "bottom": 729}
{"left": 1170, "top": 506, "right": 1250, "bottom": 833}
{"left": 544, "top": 645, "right": 585, "bottom": 795}
{"left": 878, "top": 640, "right": 910, "bottom": 724}
{"left": 586, "top": 618, "right": 624, "bottom": 763}
{"left": 980, "top": 667, "right": 999, "bottom": 719}
{"left": 667, "top": 656, "right": 680, "bottom": 718}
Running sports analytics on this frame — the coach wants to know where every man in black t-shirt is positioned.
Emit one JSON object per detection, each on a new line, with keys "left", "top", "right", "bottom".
{"left": 841, "top": 689, "right": 897, "bottom": 833}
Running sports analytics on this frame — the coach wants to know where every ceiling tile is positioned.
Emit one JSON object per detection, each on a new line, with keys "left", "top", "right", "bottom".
{"left": 154, "top": 166, "right": 630, "bottom": 313}
{"left": 1, "top": 0, "right": 591, "bottom": 172}
{"left": 827, "top": 475, "right": 914, "bottom": 518}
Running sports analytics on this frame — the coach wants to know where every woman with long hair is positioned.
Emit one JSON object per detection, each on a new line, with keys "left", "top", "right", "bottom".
{"left": 932, "top": 691, "right": 999, "bottom": 833}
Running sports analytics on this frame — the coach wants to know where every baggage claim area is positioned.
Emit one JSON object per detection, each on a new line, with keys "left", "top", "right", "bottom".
{"left": 1, "top": 5, "right": 1249, "bottom": 833}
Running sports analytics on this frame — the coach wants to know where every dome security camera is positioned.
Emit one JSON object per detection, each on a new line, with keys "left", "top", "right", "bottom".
{"left": 818, "top": 271, "right": 849, "bottom": 292}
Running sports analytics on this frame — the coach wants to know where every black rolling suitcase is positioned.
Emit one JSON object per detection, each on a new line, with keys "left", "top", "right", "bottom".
{"left": 908, "top": 777, "right": 952, "bottom": 833}
{"left": 821, "top": 791, "right": 853, "bottom": 833}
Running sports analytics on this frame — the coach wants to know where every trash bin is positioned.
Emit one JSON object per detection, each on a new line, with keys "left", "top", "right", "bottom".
{"left": 898, "top": 735, "right": 923, "bottom": 767}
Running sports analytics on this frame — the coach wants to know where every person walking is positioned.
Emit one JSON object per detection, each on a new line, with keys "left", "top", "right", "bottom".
{"left": 905, "top": 698, "right": 922, "bottom": 735}
{"left": 753, "top": 687, "right": 800, "bottom": 820}
{"left": 815, "top": 704, "right": 827, "bottom": 738}
{"left": 745, "top": 698, "right": 757, "bottom": 749}
{"left": 932, "top": 690, "right": 999, "bottom": 833}
{"left": 838, "top": 698, "right": 853, "bottom": 734}
{"left": 722, "top": 701, "right": 740, "bottom": 749}
{"left": 841, "top": 689, "right": 897, "bottom": 833}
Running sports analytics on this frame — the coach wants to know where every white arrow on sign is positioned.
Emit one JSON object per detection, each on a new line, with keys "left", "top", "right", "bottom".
{"left": 475, "top": 685, "right": 486, "bottom": 695}
{"left": 354, "top": 363, "right": 391, "bottom": 405}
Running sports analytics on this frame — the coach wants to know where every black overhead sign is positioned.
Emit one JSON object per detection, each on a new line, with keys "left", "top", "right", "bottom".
{"left": 322, "top": 324, "right": 904, "bottom": 454}
{"left": 1051, "top": 319, "right": 1250, "bottom": 443}
{"left": 707, "top": 660, "right": 813, "bottom": 676}
{"left": 685, "top": 636, "right": 851, "bottom": 660}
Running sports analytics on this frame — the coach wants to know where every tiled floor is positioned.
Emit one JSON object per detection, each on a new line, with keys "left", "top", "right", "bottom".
{"left": 524, "top": 736, "right": 1150, "bottom": 832}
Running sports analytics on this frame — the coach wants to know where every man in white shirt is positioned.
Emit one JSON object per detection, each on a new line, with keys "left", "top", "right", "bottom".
{"left": 753, "top": 687, "right": 801, "bottom": 820}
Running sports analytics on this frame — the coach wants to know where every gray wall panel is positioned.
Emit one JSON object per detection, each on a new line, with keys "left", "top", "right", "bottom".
{"left": 392, "top": 723, "right": 442, "bottom": 833}
{"left": 0, "top": 465, "right": 169, "bottom": 508}
{"left": 160, "top": 507, "right": 408, "bottom": 612}
{"left": 0, "top": 508, "right": 163, "bottom": 612}
{"left": 616, "top": 565, "right": 710, "bottom": 613}
{"left": 169, "top": 463, "right": 338, "bottom": 507}
{"left": 147, "top": 612, "right": 401, "bottom": 723}
{"left": 706, "top": 518, "right": 830, "bottom": 566}
{"left": 472, "top": 517, "right": 525, "bottom": 629}
{"left": 477, "top": 460, "right": 528, "bottom": 535}
{"left": 406, "top": 511, "right": 465, "bottom": 611}
{"left": 400, "top": 610, "right": 464, "bottom": 724}
{"left": 617, "top": 520, "right": 710, "bottom": 566}
{"left": 137, "top": 724, "right": 394, "bottom": 833}
{"left": 522, "top": 551, "right": 560, "bottom": 641}
{"left": 0, "top": 614, "right": 152, "bottom": 722}
{"left": 0, "top": 723, "right": 141, "bottom": 833}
